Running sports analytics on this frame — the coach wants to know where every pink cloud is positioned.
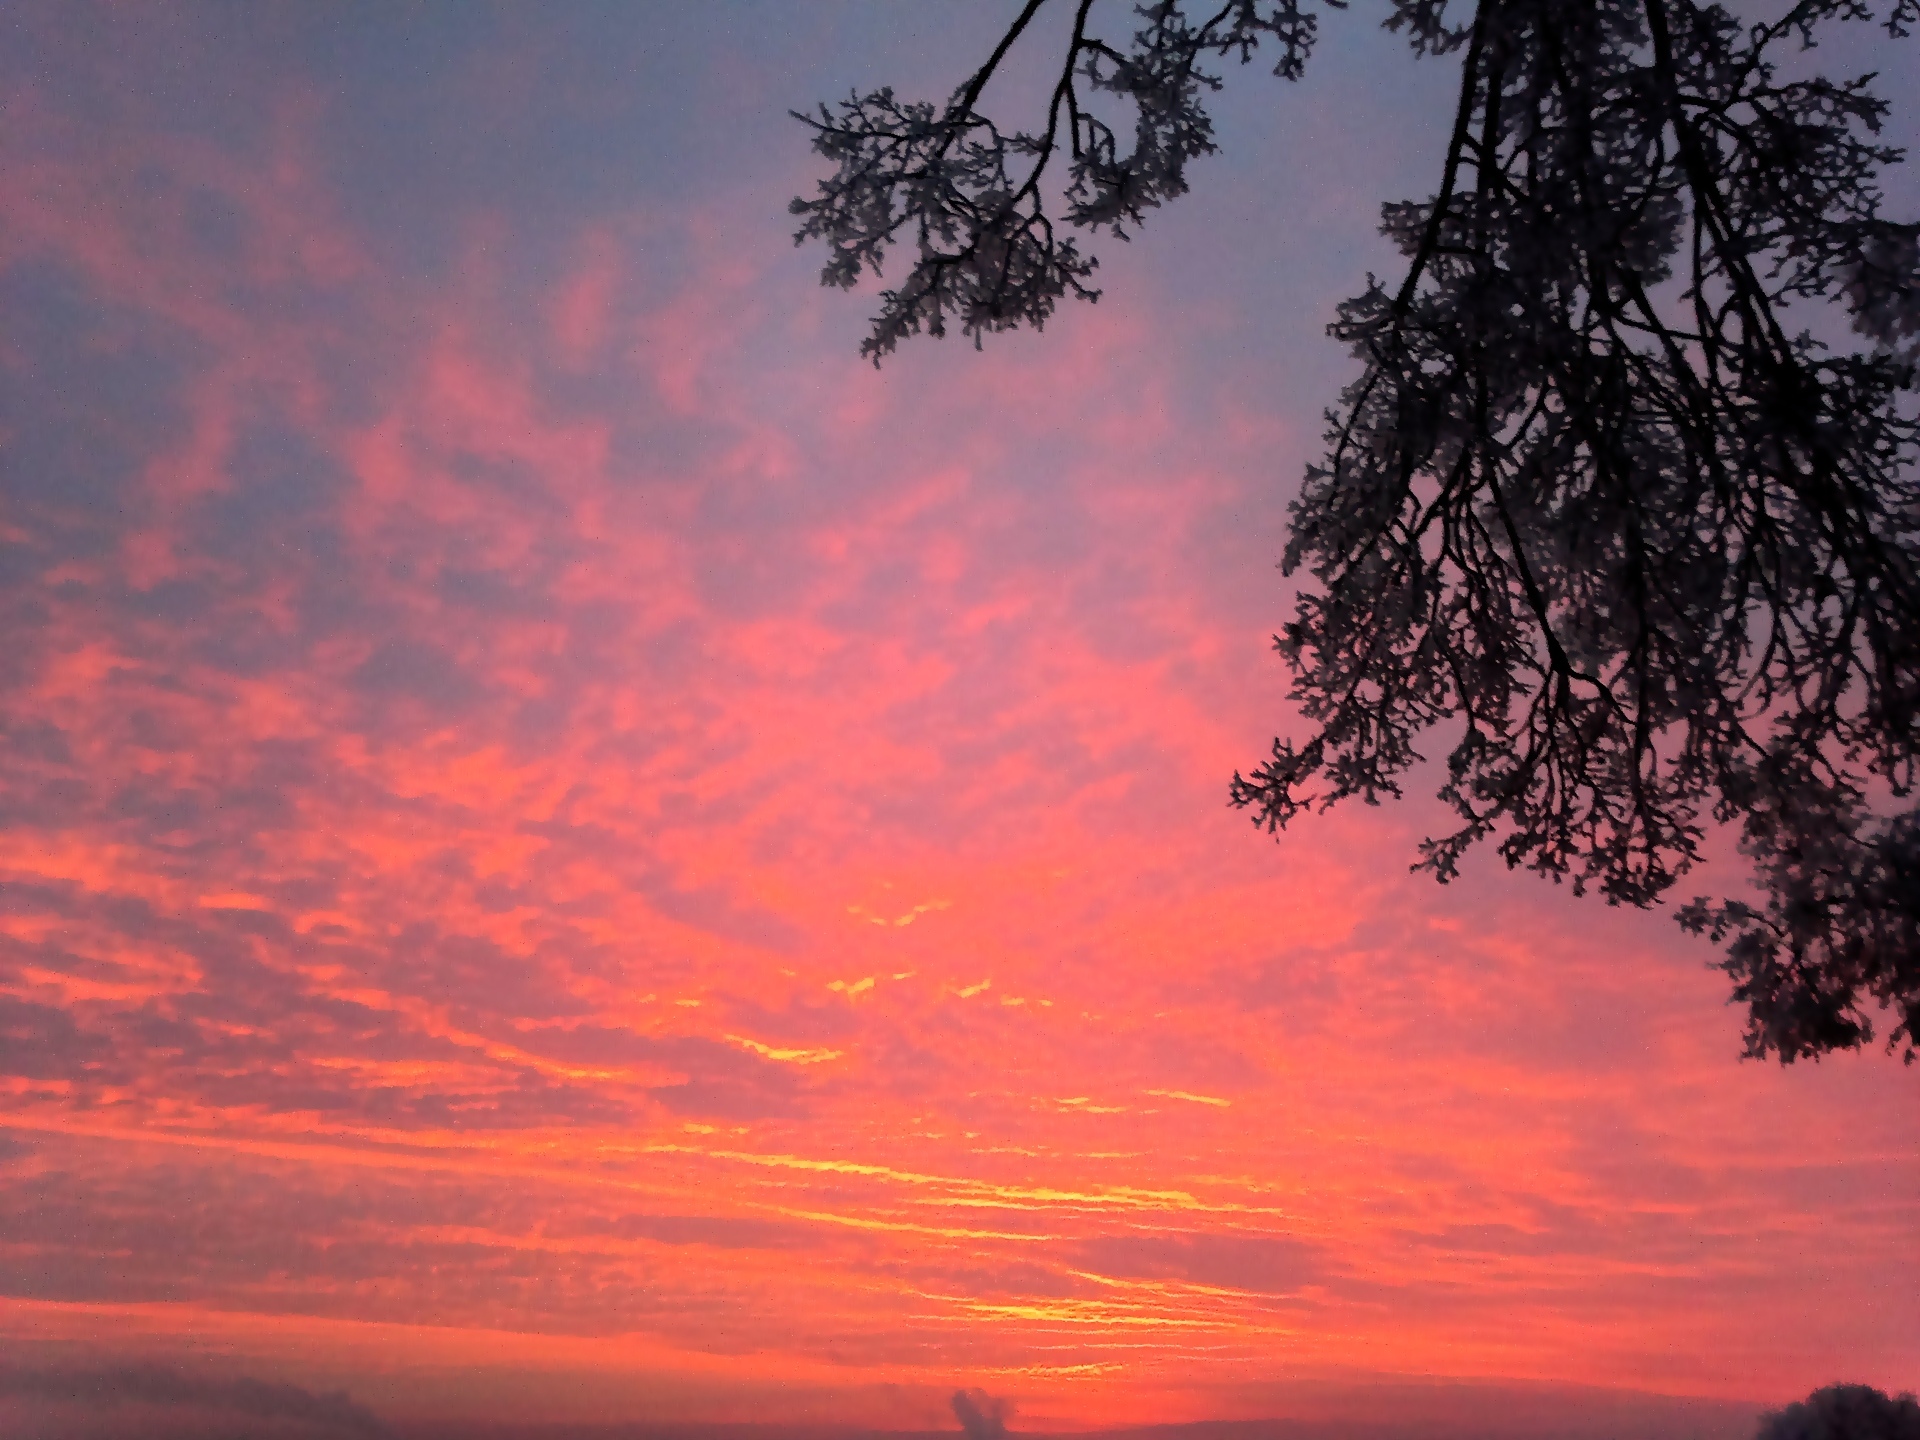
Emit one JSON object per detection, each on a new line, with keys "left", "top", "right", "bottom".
{"left": 2, "top": 10, "right": 1915, "bottom": 1433}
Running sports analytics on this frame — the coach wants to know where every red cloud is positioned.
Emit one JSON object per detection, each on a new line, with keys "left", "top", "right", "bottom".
{"left": 2, "top": 7, "right": 1915, "bottom": 1432}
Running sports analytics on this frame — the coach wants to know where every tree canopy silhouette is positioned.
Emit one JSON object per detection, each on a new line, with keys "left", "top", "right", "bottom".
{"left": 791, "top": 0, "right": 1920, "bottom": 1064}
{"left": 1758, "top": 1384, "right": 1920, "bottom": 1440}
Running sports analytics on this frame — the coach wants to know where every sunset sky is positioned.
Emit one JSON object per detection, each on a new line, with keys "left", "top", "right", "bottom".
{"left": 2, "top": 3, "right": 1916, "bottom": 1437}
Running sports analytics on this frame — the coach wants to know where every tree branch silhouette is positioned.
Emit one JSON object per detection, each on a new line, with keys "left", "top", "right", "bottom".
{"left": 794, "top": 0, "right": 1920, "bottom": 1064}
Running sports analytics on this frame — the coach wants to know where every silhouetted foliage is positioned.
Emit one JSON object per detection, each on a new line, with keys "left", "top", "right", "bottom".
{"left": 793, "top": 0, "right": 1920, "bottom": 1063}
{"left": 1757, "top": 1385, "right": 1920, "bottom": 1440}
{"left": 952, "top": 1387, "right": 1014, "bottom": 1440}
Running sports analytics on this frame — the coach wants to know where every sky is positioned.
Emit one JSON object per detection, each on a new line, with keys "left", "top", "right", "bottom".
{"left": 2, "top": 2, "right": 1917, "bottom": 1437}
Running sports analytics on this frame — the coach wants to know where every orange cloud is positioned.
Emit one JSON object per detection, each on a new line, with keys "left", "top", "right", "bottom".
{"left": 2, "top": 7, "right": 1915, "bottom": 1434}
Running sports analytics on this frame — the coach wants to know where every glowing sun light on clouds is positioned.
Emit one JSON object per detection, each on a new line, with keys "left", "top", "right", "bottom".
{"left": 0, "top": 4, "right": 1915, "bottom": 1436}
